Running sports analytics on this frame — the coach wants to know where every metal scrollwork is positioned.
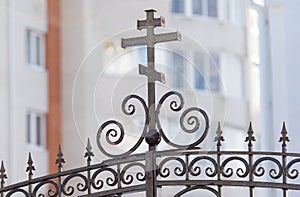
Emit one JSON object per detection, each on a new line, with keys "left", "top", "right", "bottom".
{"left": 189, "top": 156, "right": 218, "bottom": 177}
{"left": 62, "top": 173, "right": 89, "bottom": 196}
{"left": 286, "top": 158, "right": 300, "bottom": 179}
{"left": 91, "top": 167, "right": 118, "bottom": 190}
{"left": 158, "top": 157, "right": 187, "bottom": 178}
{"left": 156, "top": 91, "right": 209, "bottom": 149}
{"left": 252, "top": 157, "right": 283, "bottom": 179}
{"left": 221, "top": 157, "right": 250, "bottom": 178}
{"left": 121, "top": 162, "right": 146, "bottom": 185}
{"left": 32, "top": 180, "right": 59, "bottom": 197}
{"left": 97, "top": 94, "right": 148, "bottom": 158}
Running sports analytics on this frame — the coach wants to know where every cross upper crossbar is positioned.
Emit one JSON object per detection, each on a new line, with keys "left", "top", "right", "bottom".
{"left": 121, "top": 9, "right": 180, "bottom": 50}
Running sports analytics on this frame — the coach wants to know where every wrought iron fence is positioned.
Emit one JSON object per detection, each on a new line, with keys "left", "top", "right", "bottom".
{"left": 1, "top": 121, "right": 300, "bottom": 196}
{"left": 1, "top": 9, "right": 300, "bottom": 197}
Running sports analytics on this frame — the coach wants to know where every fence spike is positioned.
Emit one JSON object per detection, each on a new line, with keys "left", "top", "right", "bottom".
{"left": 56, "top": 145, "right": 65, "bottom": 171}
{"left": 26, "top": 153, "right": 35, "bottom": 177}
{"left": 279, "top": 121, "right": 289, "bottom": 146}
{"left": 0, "top": 161, "right": 7, "bottom": 186}
{"left": 84, "top": 138, "right": 94, "bottom": 163}
{"left": 245, "top": 122, "right": 256, "bottom": 147}
{"left": 214, "top": 122, "right": 224, "bottom": 146}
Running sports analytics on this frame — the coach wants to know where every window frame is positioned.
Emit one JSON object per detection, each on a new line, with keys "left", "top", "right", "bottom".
{"left": 171, "top": 0, "right": 219, "bottom": 19}
{"left": 26, "top": 111, "right": 46, "bottom": 148}
{"left": 26, "top": 28, "right": 46, "bottom": 70}
{"left": 192, "top": 51, "right": 221, "bottom": 93}
{"left": 172, "top": 51, "right": 185, "bottom": 89}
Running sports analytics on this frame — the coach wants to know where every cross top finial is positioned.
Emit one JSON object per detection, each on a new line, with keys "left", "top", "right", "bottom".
{"left": 137, "top": 9, "right": 165, "bottom": 30}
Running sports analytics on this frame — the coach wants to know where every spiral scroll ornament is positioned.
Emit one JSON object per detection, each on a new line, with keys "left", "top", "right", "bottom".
{"left": 221, "top": 157, "right": 250, "bottom": 178}
{"left": 158, "top": 157, "right": 187, "bottom": 178}
{"left": 62, "top": 173, "right": 89, "bottom": 196}
{"left": 121, "top": 162, "right": 146, "bottom": 185}
{"left": 91, "top": 168, "right": 118, "bottom": 190}
{"left": 189, "top": 156, "right": 218, "bottom": 177}
{"left": 252, "top": 157, "right": 283, "bottom": 179}
{"left": 286, "top": 158, "right": 300, "bottom": 179}
{"left": 156, "top": 91, "right": 209, "bottom": 149}
{"left": 96, "top": 95, "right": 148, "bottom": 158}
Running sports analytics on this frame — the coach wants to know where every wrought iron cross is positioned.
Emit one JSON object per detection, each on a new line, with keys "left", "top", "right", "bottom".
{"left": 122, "top": 9, "right": 181, "bottom": 150}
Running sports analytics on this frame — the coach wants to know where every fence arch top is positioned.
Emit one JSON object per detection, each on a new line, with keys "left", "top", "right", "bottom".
{"left": 1, "top": 9, "right": 300, "bottom": 197}
{"left": 1, "top": 122, "right": 300, "bottom": 196}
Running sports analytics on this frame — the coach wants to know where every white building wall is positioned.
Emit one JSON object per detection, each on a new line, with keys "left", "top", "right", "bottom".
{"left": 0, "top": 0, "right": 10, "bottom": 170}
{"left": 263, "top": 0, "right": 300, "bottom": 153}
{"left": 0, "top": 0, "right": 49, "bottom": 184}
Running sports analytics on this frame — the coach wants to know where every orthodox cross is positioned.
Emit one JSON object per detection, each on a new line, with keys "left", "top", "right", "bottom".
{"left": 122, "top": 9, "right": 181, "bottom": 150}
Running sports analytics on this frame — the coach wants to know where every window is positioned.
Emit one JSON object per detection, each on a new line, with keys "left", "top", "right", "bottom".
{"left": 172, "top": 0, "right": 218, "bottom": 18}
{"left": 27, "top": 111, "right": 46, "bottom": 147}
{"left": 193, "top": 51, "right": 220, "bottom": 92}
{"left": 26, "top": 29, "right": 45, "bottom": 68}
{"left": 207, "top": 0, "right": 218, "bottom": 17}
{"left": 192, "top": 0, "right": 203, "bottom": 15}
{"left": 194, "top": 52, "right": 206, "bottom": 90}
{"left": 209, "top": 53, "right": 220, "bottom": 91}
{"left": 172, "top": 52, "right": 185, "bottom": 88}
{"left": 171, "top": 0, "right": 185, "bottom": 14}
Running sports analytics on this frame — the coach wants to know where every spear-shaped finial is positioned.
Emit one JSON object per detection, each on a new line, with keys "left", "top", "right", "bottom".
{"left": 26, "top": 153, "right": 35, "bottom": 177}
{"left": 84, "top": 138, "right": 94, "bottom": 163}
{"left": 55, "top": 145, "right": 65, "bottom": 171}
{"left": 214, "top": 122, "right": 224, "bottom": 147}
{"left": 245, "top": 122, "right": 256, "bottom": 148}
{"left": 279, "top": 121, "right": 289, "bottom": 151}
{"left": 0, "top": 161, "right": 7, "bottom": 187}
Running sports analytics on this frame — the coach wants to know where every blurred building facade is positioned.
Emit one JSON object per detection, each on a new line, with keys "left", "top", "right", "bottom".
{"left": 0, "top": 1, "right": 300, "bottom": 196}
{"left": 0, "top": 0, "right": 61, "bottom": 184}
{"left": 257, "top": 0, "right": 300, "bottom": 155}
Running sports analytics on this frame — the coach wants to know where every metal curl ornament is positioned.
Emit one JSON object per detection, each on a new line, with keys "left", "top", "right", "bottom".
{"left": 189, "top": 156, "right": 218, "bottom": 177}
{"left": 158, "top": 157, "right": 187, "bottom": 178}
{"left": 221, "top": 156, "right": 250, "bottom": 178}
{"left": 91, "top": 168, "right": 118, "bottom": 190}
{"left": 97, "top": 94, "right": 148, "bottom": 158}
{"left": 286, "top": 158, "right": 300, "bottom": 179}
{"left": 62, "top": 173, "right": 89, "bottom": 196}
{"left": 121, "top": 162, "right": 146, "bottom": 185}
{"left": 252, "top": 157, "right": 283, "bottom": 179}
{"left": 156, "top": 91, "right": 209, "bottom": 149}
{"left": 156, "top": 91, "right": 184, "bottom": 113}
{"left": 32, "top": 180, "right": 60, "bottom": 197}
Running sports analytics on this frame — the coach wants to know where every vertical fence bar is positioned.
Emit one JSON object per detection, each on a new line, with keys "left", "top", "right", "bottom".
{"left": 0, "top": 161, "right": 7, "bottom": 197}
{"left": 26, "top": 153, "right": 35, "bottom": 197}
{"left": 185, "top": 154, "right": 190, "bottom": 189}
{"left": 245, "top": 123, "right": 255, "bottom": 197}
{"left": 117, "top": 163, "right": 121, "bottom": 197}
{"left": 214, "top": 122, "right": 224, "bottom": 196}
{"left": 85, "top": 139, "right": 94, "bottom": 195}
{"left": 56, "top": 145, "right": 65, "bottom": 197}
{"left": 279, "top": 122, "right": 289, "bottom": 197}
{"left": 145, "top": 151, "right": 156, "bottom": 197}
